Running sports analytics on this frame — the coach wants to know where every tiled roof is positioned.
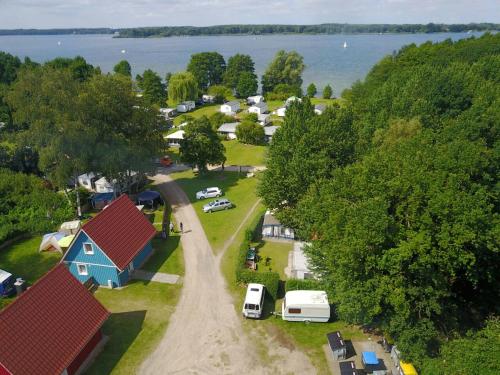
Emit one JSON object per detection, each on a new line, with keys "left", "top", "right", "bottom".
{"left": 0, "top": 264, "right": 109, "bottom": 375}
{"left": 82, "top": 194, "right": 156, "bottom": 270}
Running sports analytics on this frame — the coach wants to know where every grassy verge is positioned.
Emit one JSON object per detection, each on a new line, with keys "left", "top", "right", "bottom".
{"left": 86, "top": 280, "right": 182, "bottom": 375}
{"left": 170, "top": 170, "right": 260, "bottom": 253}
{"left": 0, "top": 236, "right": 62, "bottom": 309}
{"left": 222, "top": 140, "right": 267, "bottom": 166}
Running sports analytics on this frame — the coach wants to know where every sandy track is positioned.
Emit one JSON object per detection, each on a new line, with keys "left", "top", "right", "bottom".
{"left": 139, "top": 174, "right": 315, "bottom": 374}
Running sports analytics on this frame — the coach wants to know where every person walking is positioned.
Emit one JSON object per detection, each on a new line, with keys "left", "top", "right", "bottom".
{"left": 180, "top": 222, "right": 184, "bottom": 233}
{"left": 169, "top": 221, "right": 174, "bottom": 233}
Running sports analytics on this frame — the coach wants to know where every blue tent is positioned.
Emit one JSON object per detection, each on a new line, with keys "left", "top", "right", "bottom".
{"left": 362, "top": 351, "right": 379, "bottom": 366}
{"left": 90, "top": 193, "right": 115, "bottom": 209}
{"left": 137, "top": 190, "right": 162, "bottom": 207}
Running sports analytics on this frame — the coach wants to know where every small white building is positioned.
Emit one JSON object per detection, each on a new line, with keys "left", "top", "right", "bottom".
{"left": 218, "top": 122, "right": 239, "bottom": 140}
{"left": 264, "top": 126, "right": 279, "bottom": 143}
{"left": 285, "top": 96, "right": 302, "bottom": 107}
{"left": 247, "top": 95, "right": 264, "bottom": 105}
{"left": 159, "top": 108, "right": 177, "bottom": 119}
{"left": 314, "top": 104, "right": 326, "bottom": 115}
{"left": 249, "top": 102, "right": 269, "bottom": 116}
{"left": 276, "top": 107, "right": 287, "bottom": 117}
{"left": 94, "top": 177, "right": 115, "bottom": 194}
{"left": 202, "top": 94, "right": 216, "bottom": 103}
{"left": 165, "top": 130, "right": 185, "bottom": 146}
{"left": 77, "top": 172, "right": 97, "bottom": 191}
{"left": 220, "top": 100, "right": 240, "bottom": 115}
{"left": 177, "top": 101, "right": 196, "bottom": 113}
{"left": 258, "top": 113, "right": 271, "bottom": 126}
{"left": 59, "top": 220, "right": 82, "bottom": 236}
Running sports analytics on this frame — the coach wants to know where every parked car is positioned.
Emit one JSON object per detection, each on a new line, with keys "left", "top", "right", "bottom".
{"left": 203, "top": 199, "right": 232, "bottom": 213}
{"left": 196, "top": 187, "right": 222, "bottom": 200}
{"left": 242, "top": 283, "right": 265, "bottom": 319}
{"left": 159, "top": 155, "right": 173, "bottom": 167}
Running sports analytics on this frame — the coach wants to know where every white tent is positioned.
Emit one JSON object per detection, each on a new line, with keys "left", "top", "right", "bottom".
{"left": 39, "top": 232, "right": 66, "bottom": 253}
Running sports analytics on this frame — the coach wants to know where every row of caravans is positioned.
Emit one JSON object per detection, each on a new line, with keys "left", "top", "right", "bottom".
{"left": 242, "top": 284, "right": 330, "bottom": 322}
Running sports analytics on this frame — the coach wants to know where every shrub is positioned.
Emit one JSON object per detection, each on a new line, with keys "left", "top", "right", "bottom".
{"left": 235, "top": 120, "right": 265, "bottom": 145}
{"left": 323, "top": 84, "right": 333, "bottom": 99}
{"left": 285, "top": 278, "right": 323, "bottom": 292}
{"left": 265, "top": 83, "right": 302, "bottom": 101}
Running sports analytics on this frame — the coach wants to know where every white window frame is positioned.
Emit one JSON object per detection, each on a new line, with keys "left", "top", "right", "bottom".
{"left": 77, "top": 263, "right": 88, "bottom": 276}
{"left": 83, "top": 242, "right": 94, "bottom": 255}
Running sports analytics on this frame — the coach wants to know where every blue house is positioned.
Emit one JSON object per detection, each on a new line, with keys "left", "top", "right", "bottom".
{"left": 62, "top": 195, "right": 157, "bottom": 288}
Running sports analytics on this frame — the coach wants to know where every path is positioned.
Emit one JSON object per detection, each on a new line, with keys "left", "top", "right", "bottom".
{"left": 132, "top": 270, "right": 180, "bottom": 284}
{"left": 139, "top": 174, "right": 315, "bottom": 374}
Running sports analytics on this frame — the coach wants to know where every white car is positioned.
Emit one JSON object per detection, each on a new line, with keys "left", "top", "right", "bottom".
{"left": 196, "top": 187, "right": 222, "bottom": 200}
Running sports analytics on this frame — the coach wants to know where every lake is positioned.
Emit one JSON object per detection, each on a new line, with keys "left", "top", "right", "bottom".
{"left": 0, "top": 32, "right": 481, "bottom": 95}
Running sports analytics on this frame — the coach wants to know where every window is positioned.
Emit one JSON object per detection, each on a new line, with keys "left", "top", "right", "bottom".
{"left": 77, "top": 264, "right": 88, "bottom": 276}
{"left": 289, "top": 308, "right": 302, "bottom": 314}
{"left": 83, "top": 243, "right": 94, "bottom": 255}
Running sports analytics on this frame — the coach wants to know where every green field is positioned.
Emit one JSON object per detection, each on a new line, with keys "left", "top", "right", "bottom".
{"left": 171, "top": 170, "right": 261, "bottom": 253}
{"left": 255, "top": 241, "right": 292, "bottom": 280}
{"left": 86, "top": 280, "right": 182, "bottom": 375}
{"left": 172, "top": 104, "right": 219, "bottom": 126}
{"left": 222, "top": 140, "right": 267, "bottom": 166}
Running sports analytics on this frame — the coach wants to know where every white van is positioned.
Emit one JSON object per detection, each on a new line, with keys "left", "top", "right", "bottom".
{"left": 242, "top": 283, "right": 265, "bottom": 319}
{"left": 282, "top": 290, "right": 330, "bottom": 322}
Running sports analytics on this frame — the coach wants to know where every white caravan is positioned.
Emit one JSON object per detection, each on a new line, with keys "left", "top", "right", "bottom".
{"left": 282, "top": 290, "right": 330, "bottom": 322}
{"left": 242, "top": 283, "right": 265, "bottom": 319}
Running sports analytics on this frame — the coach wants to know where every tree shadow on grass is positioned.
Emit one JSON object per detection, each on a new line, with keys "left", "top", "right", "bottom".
{"left": 142, "top": 236, "right": 181, "bottom": 274}
{"left": 86, "top": 310, "right": 146, "bottom": 375}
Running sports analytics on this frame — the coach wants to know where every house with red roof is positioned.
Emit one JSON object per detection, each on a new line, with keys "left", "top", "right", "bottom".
{"left": 0, "top": 264, "right": 109, "bottom": 375}
{"left": 61, "top": 194, "right": 157, "bottom": 288}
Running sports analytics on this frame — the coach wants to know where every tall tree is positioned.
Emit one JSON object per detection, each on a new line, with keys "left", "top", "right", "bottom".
{"left": 45, "top": 56, "right": 97, "bottom": 81}
{"left": 0, "top": 51, "right": 21, "bottom": 85}
{"left": 113, "top": 60, "right": 132, "bottom": 77}
{"left": 180, "top": 116, "right": 226, "bottom": 173}
{"left": 322, "top": 84, "right": 333, "bottom": 99}
{"left": 261, "top": 50, "right": 305, "bottom": 93}
{"left": 136, "top": 69, "right": 165, "bottom": 106}
{"left": 187, "top": 52, "right": 226, "bottom": 91}
{"left": 235, "top": 120, "right": 265, "bottom": 145}
{"left": 236, "top": 71, "right": 258, "bottom": 98}
{"left": 223, "top": 54, "right": 256, "bottom": 89}
{"left": 307, "top": 83, "right": 317, "bottom": 97}
{"left": 168, "top": 72, "right": 198, "bottom": 104}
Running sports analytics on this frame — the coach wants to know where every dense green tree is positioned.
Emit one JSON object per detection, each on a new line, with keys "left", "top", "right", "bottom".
{"left": 261, "top": 50, "right": 305, "bottom": 93}
{"left": 266, "top": 83, "right": 302, "bottom": 101}
{"left": 45, "top": 56, "right": 97, "bottom": 81}
{"left": 323, "top": 84, "right": 333, "bottom": 99}
{"left": 223, "top": 54, "right": 256, "bottom": 89}
{"left": 113, "top": 60, "right": 132, "bottom": 76}
{"left": 0, "top": 51, "right": 21, "bottom": 84}
{"left": 0, "top": 168, "right": 73, "bottom": 242}
{"left": 168, "top": 72, "right": 198, "bottom": 104}
{"left": 236, "top": 71, "right": 258, "bottom": 98}
{"left": 180, "top": 116, "right": 226, "bottom": 173}
{"left": 235, "top": 120, "right": 265, "bottom": 145}
{"left": 207, "top": 85, "right": 233, "bottom": 104}
{"left": 208, "top": 112, "right": 234, "bottom": 132}
{"left": 187, "top": 52, "right": 226, "bottom": 91}
{"left": 136, "top": 69, "right": 165, "bottom": 106}
{"left": 307, "top": 83, "right": 317, "bottom": 97}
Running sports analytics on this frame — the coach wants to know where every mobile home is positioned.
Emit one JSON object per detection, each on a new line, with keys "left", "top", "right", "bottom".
{"left": 282, "top": 290, "right": 330, "bottom": 322}
{"left": 242, "top": 283, "right": 265, "bottom": 319}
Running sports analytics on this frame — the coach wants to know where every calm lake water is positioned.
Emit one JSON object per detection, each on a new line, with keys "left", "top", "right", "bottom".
{"left": 0, "top": 32, "right": 481, "bottom": 95}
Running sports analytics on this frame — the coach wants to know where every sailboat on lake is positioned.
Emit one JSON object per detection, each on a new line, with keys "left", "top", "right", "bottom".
{"left": 343, "top": 41, "right": 347, "bottom": 48}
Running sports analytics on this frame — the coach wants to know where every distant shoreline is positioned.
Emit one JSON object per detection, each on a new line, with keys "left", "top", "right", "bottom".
{"left": 0, "top": 23, "right": 497, "bottom": 38}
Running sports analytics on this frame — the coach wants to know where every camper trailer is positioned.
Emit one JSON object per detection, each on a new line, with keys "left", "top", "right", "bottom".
{"left": 282, "top": 290, "right": 330, "bottom": 322}
{"left": 242, "top": 283, "right": 265, "bottom": 319}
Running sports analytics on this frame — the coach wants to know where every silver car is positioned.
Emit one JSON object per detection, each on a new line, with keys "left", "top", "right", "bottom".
{"left": 196, "top": 187, "right": 222, "bottom": 200}
{"left": 203, "top": 199, "right": 232, "bottom": 213}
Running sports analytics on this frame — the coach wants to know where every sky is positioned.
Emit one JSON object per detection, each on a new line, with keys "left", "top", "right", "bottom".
{"left": 0, "top": 0, "right": 498, "bottom": 29}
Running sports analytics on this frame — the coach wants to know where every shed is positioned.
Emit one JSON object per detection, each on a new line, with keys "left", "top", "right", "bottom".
{"left": 39, "top": 232, "right": 66, "bottom": 253}
{"left": 59, "top": 220, "right": 82, "bottom": 235}
{"left": 165, "top": 130, "right": 185, "bottom": 146}
{"left": 264, "top": 126, "right": 279, "bottom": 142}
{"left": 62, "top": 195, "right": 157, "bottom": 288}
{"left": 249, "top": 102, "right": 268, "bottom": 115}
{"left": 339, "top": 361, "right": 357, "bottom": 375}
{"left": 0, "top": 264, "right": 109, "bottom": 375}
{"left": 218, "top": 122, "right": 239, "bottom": 140}
{"left": 220, "top": 100, "right": 240, "bottom": 115}
{"left": 247, "top": 95, "right": 264, "bottom": 105}
{"left": 0, "top": 269, "right": 14, "bottom": 297}
{"left": 137, "top": 190, "right": 162, "bottom": 208}
{"left": 327, "top": 331, "right": 347, "bottom": 360}
{"left": 262, "top": 210, "right": 294, "bottom": 239}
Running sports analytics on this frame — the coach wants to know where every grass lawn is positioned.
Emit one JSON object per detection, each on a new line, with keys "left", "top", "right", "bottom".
{"left": 255, "top": 241, "right": 292, "bottom": 280}
{"left": 222, "top": 140, "right": 267, "bottom": 166}
{"left": 171, "top": 169, "right": 261, "bottom": 253}
{"left": 86, "top": 280, "right": 182, "bottom": 375}
{"left": 0, "top": 236, "right": 62, "bottom": 309}
{"left": 172, "top": 104, "right": 219, "bottom": 126}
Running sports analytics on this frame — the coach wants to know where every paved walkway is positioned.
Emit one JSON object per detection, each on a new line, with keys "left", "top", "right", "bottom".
{"left": 132, "top": 270, "right": 180, "bottom": 284}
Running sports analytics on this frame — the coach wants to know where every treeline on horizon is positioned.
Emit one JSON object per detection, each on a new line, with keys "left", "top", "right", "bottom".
{"left": 0, "top": 23, "right": 498, "bottom": 37}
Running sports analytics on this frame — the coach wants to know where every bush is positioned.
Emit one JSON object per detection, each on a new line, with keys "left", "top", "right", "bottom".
{"left": 285, "top": 278, "right": 323, "bottom": 292}
{"left": 235, "top": 121, "right": 265, "bottom": 145}
{"left": 265, "top": 84, "right": 302, "bottom": 101}
{"left": 323, "top": 84, "right": 333, "bottom": 99}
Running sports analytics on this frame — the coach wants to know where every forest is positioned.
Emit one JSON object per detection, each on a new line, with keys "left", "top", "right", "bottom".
{"left": 259, "top": 33, "right": 500, "bottom": 372}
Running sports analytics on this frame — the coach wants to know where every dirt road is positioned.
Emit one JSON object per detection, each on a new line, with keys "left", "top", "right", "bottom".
{"left": 139, "top": 174, "right": 315, "bottom": 374}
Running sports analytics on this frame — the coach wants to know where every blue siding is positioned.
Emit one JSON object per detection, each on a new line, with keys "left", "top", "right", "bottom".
{"left": 132, "top": 242, "right": 153, "bottom": 269}
{"left": 118, "top": 269, "right": 130, "bottom": 286}
{"left": 66, "top": 261, "right": 121, "bottom": 288}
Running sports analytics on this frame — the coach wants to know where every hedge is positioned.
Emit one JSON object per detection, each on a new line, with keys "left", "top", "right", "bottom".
{"left": 285, "top": 278, "right": 323, "bottom": 292}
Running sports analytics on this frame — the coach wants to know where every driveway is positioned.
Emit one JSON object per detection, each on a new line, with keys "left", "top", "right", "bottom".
{"left": 139, "top": 174, "right": 314, "bottom": 374}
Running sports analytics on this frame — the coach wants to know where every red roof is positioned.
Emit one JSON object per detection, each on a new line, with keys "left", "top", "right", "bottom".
{"left": 82, "top": 194, "right": 157, "bottom": 270}
{"left": 0, "top": 264, "right": 109, "bottom": 375}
